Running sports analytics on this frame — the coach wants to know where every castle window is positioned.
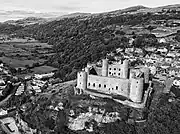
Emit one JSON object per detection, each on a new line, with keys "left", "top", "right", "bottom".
{"left": 114, "top": 68, "right": 116, "bottom": 70}
{"left": 116, "top": 86, "right": 118, "bottom": 90}
{"left": 118, "top": 73, "right": 120, "bottom": 75}
{"left": 137, "top": 81, "right": 138, "bottom": 83}
{"left": 88, "top": 83, "right": 90, "bottom": 86}
{"left": 109, "top": 68, "right": 111, "bottom": 70}
{"left": 80, "top": 75, "right": 82, "bottom": 77}
{"left": 99, "top": 84, "right": 101, "bottom": 88}
{"left": 80, "top": 82, "right": 81, "bottom": 85}
{"left": 119, "top": 69, "right": 121, "bottom": 71}
{"left": 114, "top": 72, "right": 116, "bottom": 75}
{"left": 93, "top": 83, "right": 95, "bottom": 87}
{"left": 104, "top": 85, "right": 106, "bottom": 88}
{"left": 109, "top": 72, "right": 111, "bottom": 75}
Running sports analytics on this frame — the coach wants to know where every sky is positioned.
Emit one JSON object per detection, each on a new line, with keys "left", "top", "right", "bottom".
{"left": 0, "top": 0, "right": 179, "bottom": 22}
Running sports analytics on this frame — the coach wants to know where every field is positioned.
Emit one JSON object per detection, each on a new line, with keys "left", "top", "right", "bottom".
{"left": 31, "top": 65, "right": 58, "bottom": 74}
{"left": 0, "top": 56, "right": 37, "bottom": 68}
{"left": 0, "top": 38, "right": 57, "bottom": 74}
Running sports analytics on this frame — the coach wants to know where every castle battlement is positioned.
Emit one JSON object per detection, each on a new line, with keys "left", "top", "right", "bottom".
{"left": 76, "top": 59, "right": 151, "bottom": 105}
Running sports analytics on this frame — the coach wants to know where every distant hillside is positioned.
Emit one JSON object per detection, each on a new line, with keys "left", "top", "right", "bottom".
{"left": 108, "top": 5, "right": 149, "bottom": 14}
{"left": 3, "top": 13, "right": 91, "bottom": 26}
{"left": 54, "top": 12, "right": 91, "bottom": 20}
{"left": 102, "top": 4, "right": 180, "bottom": 15}
{"left": 4, "top": 17, "right": 48, "bottom": 26}
{"left": 1, "top": 4, "right": 180, "bottom": 80}
{"left": 133, "top": 4, "right": 180, "bottom": 14}
{"left": 2, "top": 4, "right": 180, "bottom": 25}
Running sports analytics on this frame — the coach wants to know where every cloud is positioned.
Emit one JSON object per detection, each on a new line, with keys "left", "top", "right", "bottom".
{"left": 53, "top": 5, "right": 85, "bottom": 12}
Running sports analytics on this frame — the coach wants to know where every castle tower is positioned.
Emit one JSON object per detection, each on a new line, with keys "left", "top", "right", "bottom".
{"left": 129, "top": 70, "right": 135, "bottom": 79}
{"left": 122, "top": 60, "right": 129, "bottom": 78}
{"left": 141, "top": 67, "right": 150, "bottom": 84}
{"left": 76, "top": 71, "right": 87, "bottom": 90}
{"left": 85, "top": 67, "right": 90, "bottom": 74}
{"left": 102, "top": 59, "right": 108, "bottom": 77}
{"left": 129, "top": 78, "right": 144, "bottom": 103}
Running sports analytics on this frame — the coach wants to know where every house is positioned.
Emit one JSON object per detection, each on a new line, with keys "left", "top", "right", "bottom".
{"left": 129, "top": 38, "right": 134, "bottom": 45}
{"left": 169, "top": 67, "right": 180, "bottom": 76}
{"left": 173, "top": 46, "right": 180, "bottom": 51}
{"left": 116, "top": 48, "right": 124, "bottom": 53}
{"left": 150, "top": 53, "right": 161, "bottom": 59}
{"left": 0, "top": 63, "right": 3, "bottom": 67}
{"left": 171, "top": 77, "right": 180, "bottom": 97}
{"left": 144, "top": 58, "right": 156, "bottom": 64}
{"left": 34, "top": 72, "right": 54, "bottom": 80}
{"left": 176, "top": 52, "right": 180, "bottom": 57}
{"left": 167, "top": 52, "right": 176, "bottom": 58}
{"left": 161, "top": 63, "right": 171, "bottom": 69}
{"left": 134, "top": 48, "right": 143, "bottom": 53}
{"left": 15, "top": 67, "right": 26, "bottom": 72}
{"left": 158, "top": 38, "right": 166, "bottom": 43}
{"left": 145, "top": 47, "right": 156, "bottom": 52}
{"left": 114, "top": 56, "right": 122, "bottom": 61}
{"left": 147, "top": 54, "right": 164, "bottom": 63}
{"left": 176, "top": 63, "right": 180, "bottom": 68}
{"left": 125, "top": 48, "right": 134, "bottom": 53}
{"left": 145, "top": 53, "right": 151, "bottom": 59}
{"left": 165, "top": 56, "right": 173, "bottom": 63}
{"left": 173, "top": 77, "right": 180, "bottom": 87}
{"left": 157, "top": 47, "right": 168, "bottom": 53}
{"left": 15, "top": 83, "right": 24, "bottom": 96}
{"left": 0, "top": 117, "right": 20, "bottom": 134}
{"left": 107, "top": 52, "right": 115, "bottom": 57}
{"left": 149, "top": 66, "right": 157, "bottom": 75}
{"left": 0, "top": 79, "right": 5, "bottom": 86}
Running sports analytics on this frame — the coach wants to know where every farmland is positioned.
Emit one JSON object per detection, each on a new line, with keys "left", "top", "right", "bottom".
{"left": 0, "top": 38, "right": 57, "bottom": 75}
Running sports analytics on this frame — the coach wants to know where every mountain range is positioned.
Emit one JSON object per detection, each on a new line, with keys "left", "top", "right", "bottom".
{"left": 1, "top": 4, "right": 180, "bottom": 26}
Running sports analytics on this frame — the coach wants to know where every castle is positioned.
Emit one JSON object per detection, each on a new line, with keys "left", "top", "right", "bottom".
{"left": 76, "top": 59, "right": 152, "bottom": 107}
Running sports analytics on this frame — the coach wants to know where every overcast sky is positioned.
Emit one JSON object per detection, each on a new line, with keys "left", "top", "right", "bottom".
{"left": 0, "top": 0, "right": 179, "bottom": 21}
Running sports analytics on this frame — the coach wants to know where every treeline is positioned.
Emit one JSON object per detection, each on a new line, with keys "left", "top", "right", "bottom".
{"left": 0, "top": 23, "right": 23, "bottom": 34}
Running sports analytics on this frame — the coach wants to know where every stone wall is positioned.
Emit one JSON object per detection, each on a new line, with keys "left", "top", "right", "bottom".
{"left": 87, "top": 75, "right": 130, "bottom": 98}
{"left": 76, "top": 59, "right": 149, "bottom": 103}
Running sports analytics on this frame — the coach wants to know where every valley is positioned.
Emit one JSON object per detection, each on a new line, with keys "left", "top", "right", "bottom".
{"left": 0, "top": 37, "right": 57, "bottom": 76}
{"left": 0, "top": 4, "right": 180, "bottom": 134}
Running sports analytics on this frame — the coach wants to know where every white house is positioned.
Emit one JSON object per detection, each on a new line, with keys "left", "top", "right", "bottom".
{"left": 173, "top": 78, "right": 180, "bottom": 87}
{"left": 167, "top": 52, "right": 176, "bottom": 58}
{"left": 158, "top": 38, "right": 166, "bottom": 43}
{"left": 161, "top": 63, "right": 171, "bottom": 69}
{"left": 165, "top": 56, "right": 173, "bottom": 63}
{"left": 157, "top": 48, "right": 168, "bottom": 53}
{"left": 169, "top": 67, "right": 180, "bottom": 76}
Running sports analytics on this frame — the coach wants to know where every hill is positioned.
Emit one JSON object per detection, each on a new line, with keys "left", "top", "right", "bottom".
{"left": 2, "top": 4, "right": 180, "bottom": 26}
{"left": 1, "top": 4, "right": 180, "bottom": 133}
{"left": 108, "top": 5, "right": 149, "bottom": 15}
{"left": 4, "top": 17, "right": 48, "bottom": 26}
{"left": 0, "top": 4, "right": 180, "bottom": 81}
{"left": 3, "top": 13, "right": 91, "bottom": 26}
{"left": 54, "top": 12, "right": 91, "bottom": 20}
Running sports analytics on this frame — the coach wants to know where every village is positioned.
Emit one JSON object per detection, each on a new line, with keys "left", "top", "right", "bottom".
{"left": 0, "top": 35, "right": 179, "bottom": 133}
{"left": 0, "top": 4, "right": 180, "bottom": 133}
